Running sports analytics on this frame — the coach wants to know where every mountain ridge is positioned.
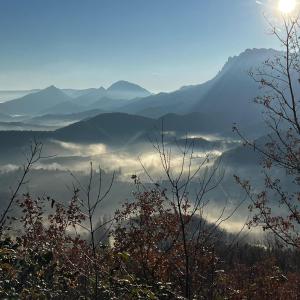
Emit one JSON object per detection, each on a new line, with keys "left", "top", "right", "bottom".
{"left": 0, "top": 86, "right": 72, "bottom": 115}
{"left": 118, "top": 48, "right": 284, "bottom": 123}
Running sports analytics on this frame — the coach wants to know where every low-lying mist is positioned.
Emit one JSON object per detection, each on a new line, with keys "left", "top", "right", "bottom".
{"left": 0, "top": 135, "right": 262, "bottom": 236}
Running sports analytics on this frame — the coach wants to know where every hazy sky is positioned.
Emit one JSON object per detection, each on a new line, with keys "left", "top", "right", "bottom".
{"left": 0, "top": 0, "right": 281, "bottom": 92}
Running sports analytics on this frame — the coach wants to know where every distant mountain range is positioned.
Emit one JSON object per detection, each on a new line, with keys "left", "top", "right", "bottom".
{"left": 119, "top": 48, "right": 283, "bottom": 124}
{"left": 106, "top": 81, "right": 151, "bottom": 99}
{"left": 0, "top": 81, "right": 152, "bottom": 116}
{"left": 0, "top": 48, "right": 293, "bottom": 132}
{"left": 0, "top": 86, "right": 71, "bottom": 115}
{"left": 27, "top": 109, "right": 104, "bottom": 125}
{"left": 0, "top": 111, "right": 240, "bottom": 151}
{"left": 0, "top": 90, "right": 40, "bottom": 103}
{"left": 71, "top": 81, "right": 151, "bottom": 108}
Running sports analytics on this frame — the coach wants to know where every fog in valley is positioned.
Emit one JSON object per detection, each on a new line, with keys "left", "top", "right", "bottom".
{"left": 3, "top": 1, "right": 300, "bottom": 298}
{"left": 0, "top": 48, "right": 297, "bottom": 241}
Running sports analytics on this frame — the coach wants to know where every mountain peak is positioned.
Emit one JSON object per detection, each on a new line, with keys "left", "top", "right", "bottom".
{"left": 219, "top": 48, "right": 282, "bottom": 76}
{"left": 98, "top": 86, "right": 106, "bottom": 92}
{"left": 108, "top": 80, "right": 148, "bottom": 92}
{"left": 0, "top": 85, "right": 71, "bottom": 115}
{"left": 41, "top": 85, "right": 65, "bottom": 96}
{"left": 106, "top": 81, "right": 151, "bottom": 100}
{"left": 230, "top": 48, "right": 280, "bottom": 62}
{"left": 44, "top": 85, "right": 58, "bottom": 91}
{"left": 234, "top": 48, "right": 280, "bottom": 60}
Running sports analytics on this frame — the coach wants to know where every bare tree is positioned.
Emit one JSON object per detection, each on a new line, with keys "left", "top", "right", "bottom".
{"left": 70, "top": 162, "right": 115, "bottom": 298}
{"left": 0, "top": 140, "right": 44, "bottom": 235}
{"left": 134, "top": 131, "right": 246, "bottom": 299}
{"left": 234, "top": 14, "right": 300, "bottom": 248}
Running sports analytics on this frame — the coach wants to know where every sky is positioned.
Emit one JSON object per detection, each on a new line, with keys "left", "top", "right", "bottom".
{"left": 0, "top": 0, "right": 282, "bottom": 92}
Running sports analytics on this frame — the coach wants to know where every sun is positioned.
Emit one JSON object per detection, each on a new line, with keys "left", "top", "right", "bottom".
{"left": 278, "top": 0, "right": 296, "bottom": 13}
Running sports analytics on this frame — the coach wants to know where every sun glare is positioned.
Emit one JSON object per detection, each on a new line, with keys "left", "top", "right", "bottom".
{"left": 278, "top": 0, "right": 296, "bottom": 13}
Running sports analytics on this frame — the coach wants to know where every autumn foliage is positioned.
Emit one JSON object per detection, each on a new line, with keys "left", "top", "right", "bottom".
{"left": 1, "top": 189, "right": 300, "bottom": 299}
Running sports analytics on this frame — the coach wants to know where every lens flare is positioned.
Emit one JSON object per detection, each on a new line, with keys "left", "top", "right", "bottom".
{"left": 278, "top": 0, "right": 296, "bottom": 13}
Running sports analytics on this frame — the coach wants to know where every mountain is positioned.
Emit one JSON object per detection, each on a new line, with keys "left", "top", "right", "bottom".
{"left": 28, "top": 109, "right": 104, "bottom": 125}
{"left": 0, "top": 121, "right": 55, "bottom": 131}
{"left": 156, "top": 112, "right": 230, "bottom": 133}
{"left": 88, "top": 96, "right": 134, "bottom": 111}
{"left": 52, "top": 111, "right": 234, "bottom": 145}
{"left": 119, "top": 48, "right": 283, "bottom": 125}
{"left": 0, "top": 113, "right": 155, "bottom": 152}
{"left": 0, "top": 111, "right": 263, "bottom": 156}
{"left": 73, "top": 81, "right": 151, "bottom": 112}
{"left": 192, "top": 48, "right": 283, "bottom": 124}
{"left": 53, "top": 112, "right": 155, "bottom": 144}
{"left": 0, "top": 86, "right": 72, "bottom": 115}
{"left": 41, "top": 101, "right": 84, "bottom": 115}
{"left": 220, "top": 131, "right": 288, "bottom": 168}
{"left": 26, "top": 109, "right": 103, "bottom": 128}
{"left": 72, "top": 87, "right": 107, "bottom": 107}
{"left": 220, "top": 142, "right": 261, "bottom": 167}
{"left": 0, "top": 49, "right": 286, "bottom": 120}
{"left": 62, "top": 88, "right": 97, "bottom": 98}
{"left": 0, "top": 89, "right": 40, "bottom": 103}
{"left": 120, "top": 79, "right": 216, "bottom": 117}
{"left": 106, "top": 80, "right": 151, "bottom": 100}
{"left": 0, "top": 81, "right": 151, "bottom": 116}
{"left": 0, "top": 112, "right": 13, "bottom": 122}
